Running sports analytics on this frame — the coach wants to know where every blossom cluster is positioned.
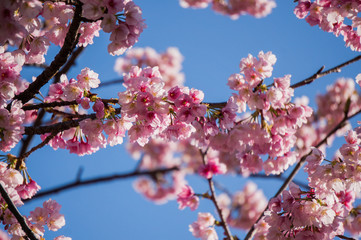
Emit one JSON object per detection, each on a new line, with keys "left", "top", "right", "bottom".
{"left": 262, "top": 124, "right": 361, "bottom": 239}
{"left": 294, "top": 0, "right": 361, "bottom": 51}
{"left": 264, "top": 182, "right": 344, "bottom": 240}
{"left": 0, "top": 160, "right": 68, "bottom": 240}
{"left": 295, "top": 77, "right": 361, "bottom": 157}
{"left": 41, "top": 67, "right": 132, "bottom": 156}
{"left": 0, "top": 47, "right": 27, "bottom": 152}
{"left": 219, "top": 182, "right": 267, "bottom": 230}
{"left": 180, "top": 0, "right": 276, "bottom": 19}
{"left": 207, "top": 51, "right": 312, "bottom": 175}
{"left": 189, "top": 212, "right": 218, "bottom": 240}
{"left": 177, "top": 185, "right": 199, "bottom": 211}
{"left": 0, "top": 101, "right": 25, "bottom": 153}
{"left": 128, "top": 139, "right": 185, "bottom": 203}
{"left": 81, "top": 0, "right": 146, "bottom": 55}
{"left": 118, "top": 66, "right": 207, "bottom": 146}
{"left": 0, "top": 0, "right": 145, "bottom": 65}
{"left": 114, "top": 47, "right": 185, "bottom": 90}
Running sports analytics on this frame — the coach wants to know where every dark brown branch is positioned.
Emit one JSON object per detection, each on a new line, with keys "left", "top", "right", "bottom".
{"left": 53, "top": 46, "right": 85, "bottom": 84}
{"left": 244, "top": 108, "right": 361, "bottom": 240}
{"left": 24, "top": 63, "right": 49, "bottom": 69}
{"left": 12, "top": 3, "right": 83, "bottom": 105}
{"left": 0, "top": 183, "right": 39, "bottom": 240}
{"left": 25, "top": 166, "right": 179, "bottom": 202}
{"left": 336, "top": 235, "right": 356, "bottom": 240}
{"left": 290, "top": 55, "right": 361, "bottom": 88}
{"left": 19, "top": 132, "right": 58, "bottom": 161}
{"left": 80, "top": 16, "right": 104, "bottom": 22}
{"left": 23, "top": 101, "right": 78, "bottom": 111}
{"left": 98, "top": 79, "right": 124, "bottom": 88}
{"left": 22, "top": 99, "right": 118, "bottom": 111}
{"left": 24, "top": 107, "right": 121, "bottom": 135}
{"left": 19, "top": 34, "right": 85, "bottom": 164}
{"left": 17, "top": 110, "right": 46, "bottom": 169}
{"left": 24, "top": 118, "right": 81, "bottom": 136}
{"left": 250, "top": 173, "right": 310, "bottom": 190}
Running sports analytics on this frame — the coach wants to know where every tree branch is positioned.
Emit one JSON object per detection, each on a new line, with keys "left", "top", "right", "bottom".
{"left": 24, "top": 63, "right": 49, "bottom": 69}
{"left": 25, "top": 166, "right": 179, "bottom": 202}
{"left": 53, "top": 46, "right": 85, "bottom": 84}
{"left": 17, "top": 110, "right": 45, "bottom": 167}
{"left": 290, "top": 55, "right": 361, "bottom": 88}
{"left": 205, "top": 54, "right": 361, "bottom": 109}
{"left": 200, "top": 150, "right": 234, "bottom": 240}
{"left": 22, "top": 99, "right": 118, "bottom": 111}
{"left": 98, "top": 78, "right": 124, "bottom": 88}
{"left": 244, "top": 108, "right": 361, "bottom": 240}
{"left": 12, "top": 2, "right": 83, "bottom": 105}
{"left": 249, "top": 173, "right": 310, "bottom": 190}
{"left": 336, "top": 235, "right": 356, "bottom": 240}
{"left": 0, "top": 183, "right": 39, "bottom": 240}
{"left": 24, "top": 107, "right": 121, "bottom": 136}
{"left": 19, "top": 132, "right": 58, "bottom": 161}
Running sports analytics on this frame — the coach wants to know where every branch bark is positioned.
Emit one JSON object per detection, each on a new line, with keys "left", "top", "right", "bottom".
{"left": 25, "top": 166, "right": 179, "bottom": 202}
{"left": 290, "top": 55, "right": 361, "bottom": 88}
{"left": 24, "top": 107, "right": 121, "bottom": 136}
{"left": 0, "top": 183, "right": 39, "bottom": 240}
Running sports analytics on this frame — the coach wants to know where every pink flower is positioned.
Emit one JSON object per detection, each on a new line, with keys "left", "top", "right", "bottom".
{"left": 189, "top": 213, "right": 218, "bottom": 240}
{"left": 47, "top": 213, "right": 65, "bottom": 231}
{"left": 62, "top": 79, "right": 83, "bottom": 101}
{"left": 0, "top": 230, "right": 10, "bottom": 240}
{"left": 53, "top": 236, "right": 72, "bottom": 240}
{"left": 77, "top": 67, "right": 100, "bottom": 90}
{"left": 199, "top": 158, "right": 227, "bottom": 179}
{"left": 16, "top": 179, "right": 41, "bottom": 199}
{"left": 29, "top": 207, "right": 49, "bottom": 225}
{"left": 356, "top": 73, "right": 361, "bottom": 87}
{"left": 180, "top": 0, "right": 212, "bottom": 9}
{"left": 92, "top": 99, "right": 105, "bottom": 119}
{"left": 177, "top": 185, "right": 199, "bottom": 211}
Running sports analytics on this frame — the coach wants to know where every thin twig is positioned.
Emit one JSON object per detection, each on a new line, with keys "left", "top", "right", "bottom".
{"left": 25, "top": 166, "right": 179, "bottom": 202}
{"left": 0, "top": 183, "right": 39, "bottom": 240}
{"left": 290, "top": 55, "right": 361, "bottom": 88}
{"left": 212, "top": 179, "right": 234, "bottom": 197}
{"left": 208, "top": 178, "right": 234, "bottom": 240}
{"left": 249, "top": 173, "right": 310, "bottom": 190}
{"left": 19, "top": 131, "right": 58, "bottom": 161}
{"left": 200, "top": 151, "right": 234, "bottom": 240}
{"left": 17, "top": 110, "right": 45, "bottom": 169}
{"left": 244, "top": 108, "right": 361, "bottom": 240}
{"left": 98, "top": 79, "right": 124, "bottom": 88}
{"left": 205, "top": 55, "right": 361, "bottom": 109}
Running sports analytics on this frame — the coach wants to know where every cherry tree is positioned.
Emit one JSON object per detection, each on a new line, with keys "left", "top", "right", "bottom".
{"left": 0, "top": 0, "right": 361, "bottom": 239}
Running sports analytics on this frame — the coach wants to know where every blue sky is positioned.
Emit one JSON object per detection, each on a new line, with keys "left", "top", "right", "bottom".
{"left": 19, "top": 1, "right": 361, "bottom": 239}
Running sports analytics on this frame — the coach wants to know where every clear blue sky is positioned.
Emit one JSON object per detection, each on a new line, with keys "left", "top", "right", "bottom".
{"left": 19, "top": 1, "right": 361, "bottom": 239}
